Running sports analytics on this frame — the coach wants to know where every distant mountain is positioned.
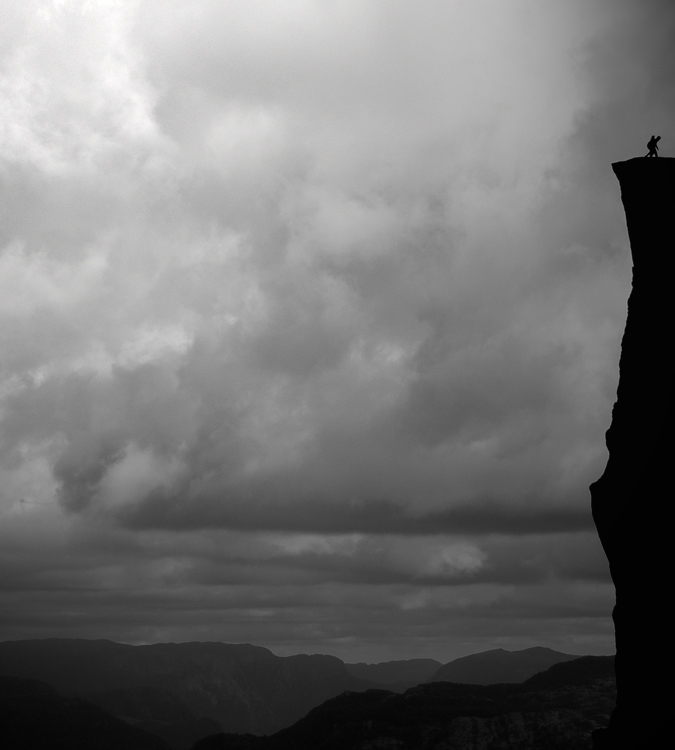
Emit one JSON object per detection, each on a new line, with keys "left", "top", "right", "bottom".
{"left": 0, "top": 639, "right": 611, "bottom": 749}
{"left": 0, "top": 674, "right": 171, "bottom": 750}
{"left": 192, "top": 655, "right": 615, "bottom": 750}
{"left": 427, "top": 646, "right": 581, "bottom": 685}
{"left": 0, "top": 639, "right": 371, "bottom": 743}
{"left": 344, "top": 658, "right": 441, "bottom": 691}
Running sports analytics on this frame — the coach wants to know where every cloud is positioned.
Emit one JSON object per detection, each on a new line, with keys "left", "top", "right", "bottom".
{"left": 3, "top": 0, "right": 672, "bottom": 657}
{"left": 0, "top": 510, "right": 613, "bottom": 658}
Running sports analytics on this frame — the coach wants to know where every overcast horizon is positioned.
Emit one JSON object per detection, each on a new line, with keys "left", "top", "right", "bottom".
{"left": 1, "top": 0, "right": 673, "bottom": 664}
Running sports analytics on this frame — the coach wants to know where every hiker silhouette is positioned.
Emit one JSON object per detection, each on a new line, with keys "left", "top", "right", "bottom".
{"left": 646, "top": 135, "right": 661, "bottom": 157}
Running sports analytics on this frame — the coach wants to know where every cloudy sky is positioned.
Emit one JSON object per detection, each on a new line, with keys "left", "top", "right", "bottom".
{"left": 0, "top": 0, "right": 672, "bottom": 664}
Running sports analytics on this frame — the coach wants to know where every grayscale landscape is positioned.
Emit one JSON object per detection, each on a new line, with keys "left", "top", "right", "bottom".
{"left": 1, "top": 0, "right": 672, "bottom": 747}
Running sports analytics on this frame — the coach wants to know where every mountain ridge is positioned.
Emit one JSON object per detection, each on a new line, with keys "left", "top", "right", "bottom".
{"left": 427, "top": 646, "right": 581, "bottom": 685}
{"left": 191, "top": 655, "right": 615, "bottom": 750}
{"left": 0, "top": 639, "right": 612, "bottom": 747}
{"left": 344, "top": 658, "right": 441, "bottom": 691}
{"left": 0, "top": 638, "right": 373, "bottom": 743}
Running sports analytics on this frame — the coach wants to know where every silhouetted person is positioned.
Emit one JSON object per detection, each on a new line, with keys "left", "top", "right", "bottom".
{"left": 646, "top": 135, "right": 661, "bottom": 157}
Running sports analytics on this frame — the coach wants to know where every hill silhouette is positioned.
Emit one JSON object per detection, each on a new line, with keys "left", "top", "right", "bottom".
{"left": 191, "top": 655, "right": 615, "bottom": 750}
{"left": 344, "top": 658, "right": 441, "bottom": 691}
{"left": 0, "top": 639, "right": 371, "bottom": 744}
{"left": 428, "top": 646, "right": 580, "bottom": 685}
{"left": 82, "top": 686, "right": 221, "bottom": 749}
{"left": 0, "top": 639, "right": 616, "bottom": 748}
{"left": 0, "top": 674, "right": 171, "bottom": 750}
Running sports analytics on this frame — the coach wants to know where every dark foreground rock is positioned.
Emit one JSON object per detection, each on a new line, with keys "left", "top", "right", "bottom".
{"left": 590, "top": 156, "right": 675, "bottom": 748}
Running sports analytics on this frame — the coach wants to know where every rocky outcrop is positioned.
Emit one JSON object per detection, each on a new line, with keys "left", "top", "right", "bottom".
{"left": 437, "top": 710, "right": 599, "bottom": 750}
{"left": 590, "top": 157, "right": 675, "bottom": 748}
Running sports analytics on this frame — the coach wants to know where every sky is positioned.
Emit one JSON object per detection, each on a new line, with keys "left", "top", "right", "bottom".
{"left": 0, "top": 0, "right": 673, "bottom": 664}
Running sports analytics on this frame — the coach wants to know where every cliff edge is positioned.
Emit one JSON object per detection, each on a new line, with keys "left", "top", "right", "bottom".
{"left": 591, "top": 156, "right": 675, "bottom": 749}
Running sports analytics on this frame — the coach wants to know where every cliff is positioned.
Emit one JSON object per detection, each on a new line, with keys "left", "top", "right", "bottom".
{"left": 590, "top": 157, "right": 675, "bottom": 748}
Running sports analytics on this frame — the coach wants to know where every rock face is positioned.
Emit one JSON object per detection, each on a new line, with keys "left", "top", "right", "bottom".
{"left": 590, "top": 157, "right": 675, "bottom": 748}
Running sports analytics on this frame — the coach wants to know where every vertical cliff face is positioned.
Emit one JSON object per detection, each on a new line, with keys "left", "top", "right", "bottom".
{"left": 591, "top": 157, "right": 675, "bottom": 749}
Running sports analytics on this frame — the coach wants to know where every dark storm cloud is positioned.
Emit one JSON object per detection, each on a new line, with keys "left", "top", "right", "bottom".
{"left": 116, "top": 490, "right": 594, "bottom": 535}
{"left": 2, "top": 0, "right": 671, "bottom": 658}
{"left": 0, "top": 519, "right": 614, "bottom": 659}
